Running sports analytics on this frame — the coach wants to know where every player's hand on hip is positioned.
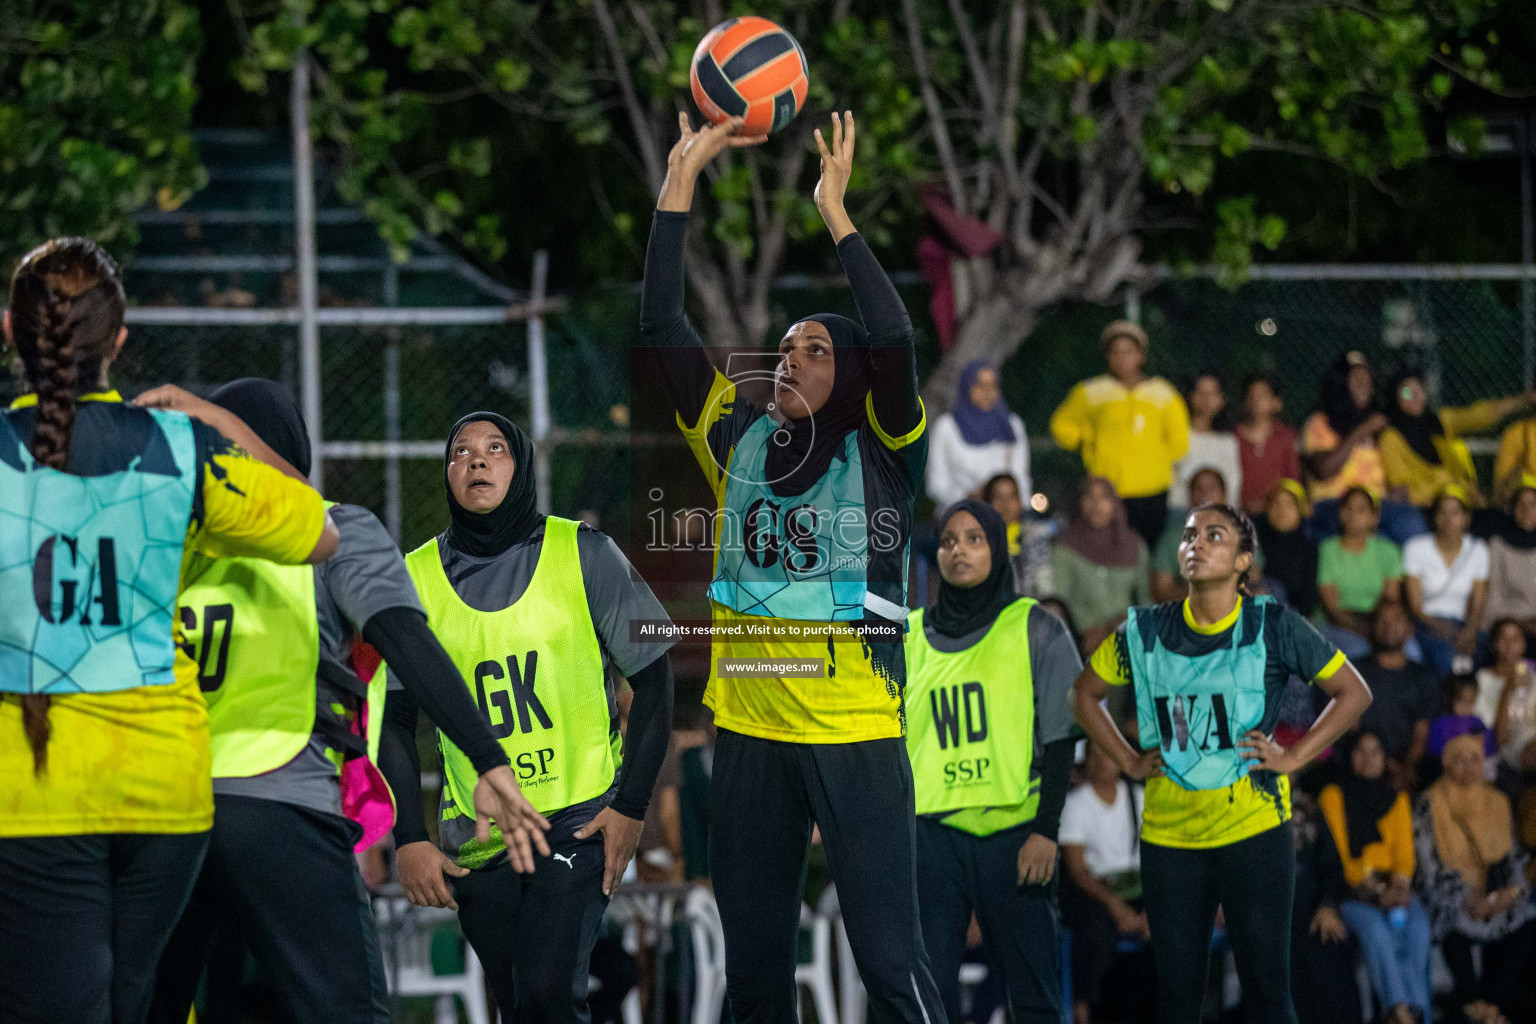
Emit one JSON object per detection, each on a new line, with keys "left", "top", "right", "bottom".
{"left": 397, "top": 841, "right": 467, "bottom": 910}
{"left": 1126, "top": 747, "right": 1165, "bottom": 781}
{"left": 1016, "top": 833, "right": 1058, "bottom": 887}
{"left": 1237, "top": 730, "right": 1295, "bottom": 775}
{"left": 574, "top": 806, "right": 643, "bottom": 897}
{"left": 473, "top": 765, "right": 552, "bottom": 873}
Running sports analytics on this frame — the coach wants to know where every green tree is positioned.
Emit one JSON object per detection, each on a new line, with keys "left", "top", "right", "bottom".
{"left": 0, "top": 0, "right": 204, "bottom": 265}
{"left": 891, "top": 0, "right": 1504, "bottom": 404}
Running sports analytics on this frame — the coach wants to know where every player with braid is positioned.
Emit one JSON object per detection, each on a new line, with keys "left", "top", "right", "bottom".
{"left": 0, "top": 238, "right": 339, "bottom": 1024}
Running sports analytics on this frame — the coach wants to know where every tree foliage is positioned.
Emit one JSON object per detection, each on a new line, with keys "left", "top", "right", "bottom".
{"left": 0, "top": 0, "right": 203, "bottom": 265}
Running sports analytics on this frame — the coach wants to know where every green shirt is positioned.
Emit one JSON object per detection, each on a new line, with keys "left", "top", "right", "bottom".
{"left": 1050, "top": 543, "right": 1151, "bottom": 632}
{"left": 1317, "top": 535, "right": 1403, "bottom": 614}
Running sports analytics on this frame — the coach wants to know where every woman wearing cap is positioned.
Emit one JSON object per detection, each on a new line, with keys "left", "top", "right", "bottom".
{"left": 1050, "top": 321, "right": 1190, "bottom": 549}
{"left": 1379, "top": 369, "right": 1532, "bottom": 513}
{"left": 1403, "top": 487, "right": 1490, "bottom": 677}
{"left": 382, "top": 411, "right": 677, "bottom": 1024}
{"left": 638, "top": 111, "right": 945, "bottom": 1024}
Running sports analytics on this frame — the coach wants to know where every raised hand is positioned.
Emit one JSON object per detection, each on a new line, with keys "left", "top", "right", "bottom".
{"left": 812, "top": 111, "right": 858, "bottom": 242}
{"left": 658, "top": 113, "right": 766, "bottom": 212}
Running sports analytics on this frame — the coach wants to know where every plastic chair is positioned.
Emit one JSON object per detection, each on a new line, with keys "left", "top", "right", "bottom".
{"left": 373, "top": 896, "right": 490, "bottom": 1024}
{"left": 685, "top": 887, "right": 729, "bottom": 1024}
{"left": 797, "top": 901, "right": 839, "bottom": 1024}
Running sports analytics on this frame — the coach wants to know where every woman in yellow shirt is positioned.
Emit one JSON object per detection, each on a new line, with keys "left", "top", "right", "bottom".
{"left": 1378, "top": 368, "right": 1532, "bottom": 510}
{"left": 0, "top": 238, "right": 336, "bottom": 1024}
{"left": 1317, "top": 730, "right": 1430, "bottom": 1024}
{"left": 1050, "top": 320, "right": 1190, "bottom": 548}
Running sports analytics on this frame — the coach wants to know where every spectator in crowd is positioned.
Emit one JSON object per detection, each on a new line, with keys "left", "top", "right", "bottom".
{"left": 1256, "top": 479, "right": 1319, "bottom": 618}
{"left": 1303, "top": 351, "right": 1425, "bottom": 544}
{"left": 1494, "top": 410, "right": 1536, "bottom": 505}
{"left": 1168, "top": 372, "right": 1241, "bottom": 520}
{"left": 1356, "top": 602, "right": 1439, "bottom": 790}
{"left": 1050, "top": 320, "right": 1190, "bottom": 549}
{"left": 1427, "top": 676, "right": 1496, "bottom": 764}
{"left": 1050, "top": 476, "right": 1151, "bottom": 655}
{"left": 1238, "top": 375, "right": 1302, "bottom": 515}
{"left": 927, "top": 360, "right": 1030, "bottom": 508}
{"left": 982, "top": 472, "right": 1053, "bottom": 598}
{"left": 1379, "top": 370, "right": 1533, "bottom": 513}
{"left": 1404, "top": 486, "right": 1490, "bottom": 678}
{"left": 1059, "top": 741, "right": 1150, "bottom": 1024}
{"left": 1150, "top": 466, "right": 1229, "bottom": 604}
{"left": 1318, "top": 731, "right": 1433, "bottom": 1024}
{"left": 1484, "top": 477, "right": 1536, "bottom": 634}
{"left": 1318, "top": 487, "right": 1406, "bottom": 660}
{"left": 1290, "top": 781, "right": 1363, "bottom": 1024}
{"left": 1482, "top": 620, "right": 1536, "bottom": 781}
{"left": 1414, "top": 732, "right": 1536, "bottom": 1024}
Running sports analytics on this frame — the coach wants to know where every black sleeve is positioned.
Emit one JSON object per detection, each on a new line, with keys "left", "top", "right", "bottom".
{"left": 1033, "top": 737, "right": 1076, "bottom": 842}
{"left": 362, "top": 607, "right": 508, "bottom": 776}
{"left": 379, "top": 685, "right": 430, "bottom": 847}
{"left": 608, "top": 652, "right": 675, "bottom": 820}
{"left": 639, "top": 210, "right": 719, "bottom": 429}
{"left": 837, "top": 232, "right": 920, "bottom": 439}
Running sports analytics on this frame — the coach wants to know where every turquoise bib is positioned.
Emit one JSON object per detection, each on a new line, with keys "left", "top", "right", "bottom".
{"left": 709, "top": 417, "right": 905, "bottom": 622}
{"left": 1127, "top": 598, "right": 1271, "bottom": 791}
{"left": 0, "top": 408, "right": 198, "bottom": 694}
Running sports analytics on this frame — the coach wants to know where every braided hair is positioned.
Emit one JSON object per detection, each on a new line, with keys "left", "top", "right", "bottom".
{"left": 6, "top": 238, "right": 126, "bottom": 773}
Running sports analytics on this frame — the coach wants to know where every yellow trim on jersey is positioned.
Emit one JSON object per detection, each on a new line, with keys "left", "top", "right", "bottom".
{"left": 1089, "top": 632, "right": 1129, "bottom": 686}
{"left": 1182, "top": 596, "right": 1241, "bottom": 635}
{"left": 867, "top": 393, "right": 926, "bottom": 449}
{"left": 677, "top": 368, "right": 738, "bottom": 504}
{"left": 1316, "top": 649, "right": 1347, "bottom": 680}
{"left": 9, "top": 389, "right": 124, "bottom": 409}
{"left": 1140, "top": 774, "right": 1292, "bottom": 850}
{"left": 191, "top": 450, "right": 326, "bottom": 565}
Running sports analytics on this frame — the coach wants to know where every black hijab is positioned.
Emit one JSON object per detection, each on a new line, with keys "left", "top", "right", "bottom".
{"left": 208, "top": 378, "right": 311, "bottom": 477}
{"left": 1338, "top": 731, "right": 1399, "bottom": 858}
{"left": 1385, "top": 369, "right": 1443, "bottom": 465}
{"left": 1494, "top": 482, "right": 1536, "bottom": 551}
{"left": 763, "top": 314, "right": 872, "bottom": 498}
{"left": 1254, "top": 516, "right": 1318, "bottom": 617}
{"left": 927, "top": 499, "right": 1018, "bottom": 639}
{"left": 444, "top": 411, "right": 543, "bottom": 557}
{"left": 1319, "top": 353, "right": 1376, "bottom": 438}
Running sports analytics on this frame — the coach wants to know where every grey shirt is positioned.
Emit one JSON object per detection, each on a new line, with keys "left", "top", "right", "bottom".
{"left": 391, "top": 521, "right": 677, "bottom": 849}
{"left": 920, "top": 601, "right": 1082, "bottom": 813}
{"left": 214, "top": 504, "right": 424, "bottom": 817}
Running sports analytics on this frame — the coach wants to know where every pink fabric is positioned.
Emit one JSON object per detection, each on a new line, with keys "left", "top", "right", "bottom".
{"left": 917, "top": 235, "right": 956, "bottom": 351}
{"left": 1238, "top": 421, "right": 1301, "bottom": 511}
{"left": 915, "top": 185, "right": 1005, "bottom": 353}
{"left": 340, "top": 638, "right": 395, "bottom": 853}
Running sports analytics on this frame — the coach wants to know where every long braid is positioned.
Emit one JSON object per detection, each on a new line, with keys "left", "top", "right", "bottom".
{"left": 7, "top": 238, "right": 123, "bottom": 776}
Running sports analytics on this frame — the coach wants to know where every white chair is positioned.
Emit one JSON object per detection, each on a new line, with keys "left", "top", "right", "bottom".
{"left": 820, "top": 886, "right": 866, "bottom": 1024}
{"left": 686, "top": 887, "right": 729, "bottom": 1024}
{"left": 374, "top": 896, "right": 490, "bottom": 1024}
{"left": 797, "top": 901, "right": 839, "bottom": 1024}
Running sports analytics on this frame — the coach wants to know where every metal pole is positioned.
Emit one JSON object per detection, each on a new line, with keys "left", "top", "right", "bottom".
{"left": 291, "top": 51, "right": 323, "bottom": 488}
{"left": 528, "top": 250, "right": 552, "bottom": 514}
{"left": 1522, "top": 114, "right": 1534, "bottom": 390}
{"left": 1124, "top": 284, "right": 1141, "bottom": 323}
{"left": 383, "top": 263, "right": 402, "bottom": 543}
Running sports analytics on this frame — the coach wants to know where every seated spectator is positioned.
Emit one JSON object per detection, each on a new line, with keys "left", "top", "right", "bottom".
{"left": 1356, "top": 602, "right": 1439, "bottom": 790}
{"left": 1168, "top": 372, "right": 1241, "bottom": 519}
{"left": 1237, "top": 374, "right": 1302, "bottom": 514}
{"left": 1050, "top": 320, "right": 1189, "bottom": 549}
{"left": 1319, "top": 731, "right": 1433, "bottom": 1024}
{"left": 1494, "top": 409, "right": 1536, "bottom": 505}
{"left": 1484, "top": 477, "right": 1536, "bottom": 634}
{"left": 1379, "top": 369, "right": 1532, "bottom": 511}
{"left": 1479, "top": 620, "right": 1536, "bottom": 780}
{"left": 1050, "top": 476, "right": 1150, "bottom": 656}
{"left": 1150, "top": 466, "right": 1229, "bottom": 603}
{"left": 1256, "top": 479, "right": 1319, "bottom": 618}
{"left": 982, "top": 472, "right": 1053, "bottom": 598}
{"left": 1318, "top": 487, "right": 1406, "bottom": 660}
{"left": 927, "top": 360, "right": 1030, "bottom": 508}
{"left": 1427, "top": 675, "right": 1496, "bottom": 763}
{"left": 1303, "top": 351, "right": 1426, "bottom": 544}
{"left": 1059, "top": 742, "right": 1152, "bottom": 1024}
{"left": 1415, "top": 733, "right": 1536, "bottom": 1024}
{"left": 1404, "top": 486, "right": 1490, "bottom": 678}
{"left": 1290, "top": 783, "right": 1364, "bottom": 1024}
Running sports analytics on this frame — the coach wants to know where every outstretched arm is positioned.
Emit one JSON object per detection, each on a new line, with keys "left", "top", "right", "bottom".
{"left": 815, "top": 112, "right": 922, "bottom": 441}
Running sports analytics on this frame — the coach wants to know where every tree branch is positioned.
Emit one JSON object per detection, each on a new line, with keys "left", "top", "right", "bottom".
{"left": 591, "top": 0, "right": 666, "bottom": 195}
{"left": 902, "top": 0, "right": 969, "bottom": 210}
